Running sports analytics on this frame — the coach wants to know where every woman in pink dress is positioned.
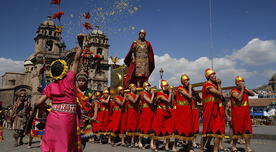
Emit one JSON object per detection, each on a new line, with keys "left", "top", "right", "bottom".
{"left": 35, "top": 47, "right": 82, "bottom": 152}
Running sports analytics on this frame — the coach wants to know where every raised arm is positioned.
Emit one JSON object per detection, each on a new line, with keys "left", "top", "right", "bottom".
{"left": 128, "top": 94, "right": 139, "bottom": 104}
{"left": 207, "top": 84, "right": 223, "bottom": 98}
{"left": 179, "top": 85, "right": 193, "bottom": 99}
{"left": 158, "top": 92, "right": 172, "bottom": 104}
{"left": 92, "top": 102, "right": 98, "bottom": 120}
{"left": 100, "top": 96, "right": 110, "bottom": 104}
{"left": 245, "top": 89, "right": 255, "bottom": 96}
{"left": 72, "top": 47, "right": 82, "bottom": 74}
{"left": 141, "top": 92, "right": 155, "bottom": 104}
{"left": 35, "top": 95, "right": 48, "bottom": 107}
{"left": 114, "top": 97, "right": 124, "bottom": 107}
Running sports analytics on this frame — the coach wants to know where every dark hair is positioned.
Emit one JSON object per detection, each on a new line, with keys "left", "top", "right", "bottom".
{"left": 50, "top": 61, "right": 64, "bottom": 77}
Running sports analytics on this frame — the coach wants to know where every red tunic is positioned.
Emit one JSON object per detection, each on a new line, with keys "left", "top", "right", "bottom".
{"left": 126, "top": 93, "right": 139, "bottom": 135}
{"left": 137, "top": 91, "right": 154, "bottom": 137}
{"left": 192, "top": 99, "right": 200, "bottom": 135}
{"left": 202, "top": 82, "right": 225, "bottom": 138}
{"left": 230, "top": 88, "right": 252, "bottom": 139}
{"left": 151, "top": 91, "right": 172, "bottom": 139}
{"left": 173, "top": 86, "right": 194, "bottom": 140}
{"left": 108, "top": 96, "right": 123, "bottom": 136}
{"left": 99, "top": 97, "right": 110, "bottom": 134}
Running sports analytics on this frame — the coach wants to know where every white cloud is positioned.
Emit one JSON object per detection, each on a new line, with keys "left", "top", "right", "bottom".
{"left": 0, "top": 58, "right": 24, "bottom": 74}
{"left": 0, "top": 58, "right": 24, "bottom": 86}
{"left": 261, "top": 69, "right": 276, "bottom": 79}
{"left": 148, "top": 54, "right": 254, "bottom": 87}
{"left": 231, "top": 38, "right": 276, "bottom": 65}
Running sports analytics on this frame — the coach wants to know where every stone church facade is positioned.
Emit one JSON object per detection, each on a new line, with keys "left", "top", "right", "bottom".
{"left": 0, "top": 17, "right": 110, "bottom": 106}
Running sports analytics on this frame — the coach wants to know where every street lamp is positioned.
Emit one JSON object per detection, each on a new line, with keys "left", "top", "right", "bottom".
{"left": 159, "top": 68, "right": 164, "bottom": 80}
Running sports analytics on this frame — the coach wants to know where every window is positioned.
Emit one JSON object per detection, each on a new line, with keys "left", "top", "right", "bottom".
{"left": 9, "top": 80, "right": 15, "bottom": 86}
{"left": 46, "top": 40, "right": 53, "bottom": 51}
{"left": 97, "top": 83, "right": 102, "bottom": 91}
{"left": 97, "top": 48, "right": 103, "bottom": 55}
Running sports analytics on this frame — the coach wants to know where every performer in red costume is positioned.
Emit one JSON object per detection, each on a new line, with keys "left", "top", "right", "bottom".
{"left": 172, "top": 74, "right": 195, "bottom": 152}
{"left": 137, "top": 82, "right": 155, "bottom": 149}
{"left": 151, "top": 80, "right": 173, "bottom": 151}
{"left": 91, "top": 91, "right": 101, "bottom": 137}
{"left": 200, "top": 68, "right": 225, "bottom": 152}
{"left": 99, "top": 89, "right": 111, "bottom": 135}
{"left": 230, "top": 76, "right": 254, "bottom": 152}
{"left": 108, "top": 86, "right": 125, "bottom": 146}
{"left": 119, "top": 88, "right": 128, "bottom": 146}
{"left": 125, "top": 83, "right": 140, "bottom": 147}
{"left": 124, "top": 29, "right": 155, "bottom": 88}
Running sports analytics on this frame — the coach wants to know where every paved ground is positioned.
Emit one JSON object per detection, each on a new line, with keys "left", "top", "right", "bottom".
{"left": 1, "top": 126, "right": 276, "bottom": 152}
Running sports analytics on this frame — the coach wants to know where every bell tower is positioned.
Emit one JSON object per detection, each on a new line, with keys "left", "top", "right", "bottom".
{"left": 34, "top": 16, "right": 65, "bottom": 57}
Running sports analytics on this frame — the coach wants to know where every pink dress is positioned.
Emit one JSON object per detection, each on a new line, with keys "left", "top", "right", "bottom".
{"left": 41, "top": 71, "right": 81, "bottom": 152}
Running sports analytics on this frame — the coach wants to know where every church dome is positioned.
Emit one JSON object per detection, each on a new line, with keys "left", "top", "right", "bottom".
{"left": 92, "top": 29, "right": 103, "bottom": 35}
{"left": 41, "top": 16, "right": 55, "bottom": 26}
{"left": 24, "top": 60, "right": 33, "bottom": 66}
{"left": 271, "top": 73, "right": 276, "bottom": 81}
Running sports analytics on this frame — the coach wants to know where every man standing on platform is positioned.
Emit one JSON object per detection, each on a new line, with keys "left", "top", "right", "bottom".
{"left": 230, "top": 76, "right": 254, "bottom": 152}
{"left": 124, "top": 29, "right": 155, "bottom": 88}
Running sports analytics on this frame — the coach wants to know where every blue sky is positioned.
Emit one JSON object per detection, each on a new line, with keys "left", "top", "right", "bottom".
{"left": 1, "top": 0, "right": 276, "bottom": 89}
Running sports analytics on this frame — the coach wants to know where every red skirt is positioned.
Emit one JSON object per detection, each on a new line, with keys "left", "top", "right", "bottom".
{"left": 119, "top": 109, "right": 127, "bottom": 136}
{"left": 137, "top": 107, "right": 154, "bottom": 136}
{"left": 231, "top": 106, "right": 252, "bottom": 138}
{"left": 202, "top": 102, "right": 225, "bottom": 138}
{"left": 151, "top": 108, "right": 172, "bottom": 139}
{"left": 192, "top": 108, "right": 200, "bottom": 134}
{"left": 101, "top": 110, "right": 110, "bottom": 133}
{"left": 173, "top": 105, "right": 194, "bottom": 140}
{"left": 108, "top": 110, "right": 122, "bottom": 136}
{"left": 126, "top": 108, "right": 139, "bottom": 135}
{"left": 92, "top": 110, "right": 104, "bottom": 133}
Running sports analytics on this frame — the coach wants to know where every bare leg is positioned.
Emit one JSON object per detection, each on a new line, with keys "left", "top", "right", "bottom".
{"left": 172, "top": 139, "right": 177, "bottom": 152}
{"left": 213, "top": 137, "right": 220, "bottom": 152}
{"left": 138, "top": 136, "right": 143, "bottom": 148}
{"left": 245, "top": 137, "right": 252, "bottom": 152}
{"left": 200, "top": 137, "right": 207, "bottom": 152}
{"left": 232, "top": 139, "right": 238, "bottom": 151}
{"left": 219, "top": 138, "right": 224, "bottom": 150}
{"left": 188, "top": 140, "right": 194, "bottom": 152}
{"left": 28, "top": 135, "right": 33, "bottom": 148}
{"left": 193, "top": 136, "right": 197, "bottom": 147}
{"left": 121, "top": 136, "right": 126, "bottom": 146}
{"left": 165, "top": 139, "right": 170, "bottom": 150}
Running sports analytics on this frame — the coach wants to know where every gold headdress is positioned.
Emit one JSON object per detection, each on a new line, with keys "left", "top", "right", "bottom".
{"left": 49, "top": 59, "right": 69, "bottom": 80}
{"left": 205, "top": 68, "right": 216, "bottom": 79}
{"left": 181, "top": 74, "right": 190, "bottom": 81}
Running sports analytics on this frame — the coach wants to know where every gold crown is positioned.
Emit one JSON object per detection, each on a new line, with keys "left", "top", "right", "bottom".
{"left": 95, "top": 91, "right": 101, "bottom": 97}
{"left": 161, "top": 80, "right": 169, "bottom": 87}
{"left": 181, "top": 74, "right": 190, "bottom": 81}
{"left": 205, "top": 68, "right": 216, "bottom": 78}
{"left": 129, "top": 83, "right": 136, "bottom": 89}
{"left": 103, "top": 89, "right": 109, "bottom": 94}
{"left": 235, "top": 76, "right": 244, "bottom": 82}
{"left": 139, "top": 29, "right": 146, "bottom": 34}
{"left": 143, "top": 82, "right": 150, "bottom": 88}
{"left": 117, "top": 86, "right": 124, "bottom": 91}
